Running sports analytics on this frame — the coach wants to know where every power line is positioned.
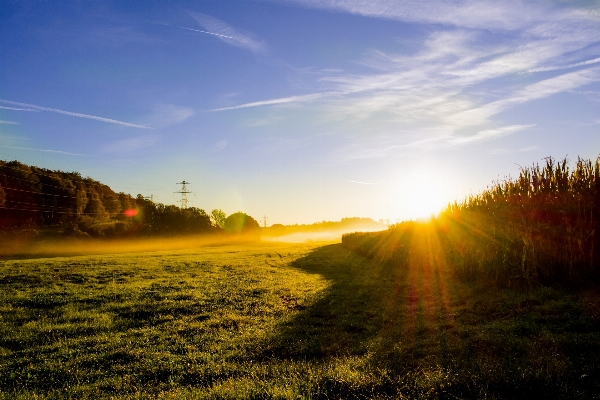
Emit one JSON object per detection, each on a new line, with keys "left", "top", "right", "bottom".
{"left": 0, "top": 205, "right": 107, "bottom": 215}
{"left": 3, "top": 199, "right": 74, "bottom": 210}
{"left": 2, "top": 186, "right": 79, "bottom": 200}
{"left": 174, "top": 181, "right": 192, "bottom": 209}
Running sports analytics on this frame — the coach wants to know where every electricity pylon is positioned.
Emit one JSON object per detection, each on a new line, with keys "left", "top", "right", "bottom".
{"left": 175, "top": 181, "right": 192, "bottom": 209}
{"left": 262, "top": 215, "right": 268, "bottom": 228}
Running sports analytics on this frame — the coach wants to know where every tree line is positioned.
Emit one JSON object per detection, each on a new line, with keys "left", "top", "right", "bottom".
{"left": 0, "top": 160, "right": 259, "bottom": 237}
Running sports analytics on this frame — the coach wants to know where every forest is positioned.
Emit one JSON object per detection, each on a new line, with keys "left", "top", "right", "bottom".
{"left": 0, "top": 160, "right": 257, "bottom": 237}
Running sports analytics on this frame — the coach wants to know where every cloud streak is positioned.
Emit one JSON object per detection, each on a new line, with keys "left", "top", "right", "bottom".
{"left": 0, "top": 99, "right": 150, "bottom": 129}
{"left": 277, "top": 0, "right": 581, "bottom": 31}
{"left": 450, "top": 124, "right": 536, "bottom": 144}
{"left": 0, "top": 105, "right": 39, "bottom": 111}
{"left": 528, "top": 57, "right": 600, "bottom": 73}
{"left": 189, "top": 12, "right": 266, "bottom": 54}
{"left": 0, "top": 145, "right": 85, "bottom": 155}
{"left": 212, "top": 92, "right": 336, "bottom": 111}
{"left": 168, "top": 24, "right": 235, "bottom": 39}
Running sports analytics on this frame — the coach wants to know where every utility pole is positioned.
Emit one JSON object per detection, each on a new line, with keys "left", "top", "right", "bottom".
{"left": 174, "top": 181, "right": 192, "bottom": 209}
{"left": 262, "top": 215, "right": 268, "bottom": 228}
{"left": 143, "top": 195, "right": 155, "bottom": 203}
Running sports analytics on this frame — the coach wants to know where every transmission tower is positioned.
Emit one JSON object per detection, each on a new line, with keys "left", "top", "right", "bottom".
{"left": 174, "top": 181, "right": 192, "bottom": 209}
{"left": 262, "top": 215, "right": 268, "bottom": 228}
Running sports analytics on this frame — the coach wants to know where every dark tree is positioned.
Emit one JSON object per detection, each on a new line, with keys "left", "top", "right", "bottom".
{"left": 104, "top": 195, "right": 121, "bottom": 216}
{"left": 224, "top": 212, "right": 260, "bottom": 234}
{"left": 0, "top": 183, "right": 5, "bottom": 207}
{"left": 118, "top": 192, "right": 132, "bottom": 212}
{"left": 84, "top": 189, "right": 107, "bottom": 218}
{"left": 211, "top": 209, "right": 226, "bottom": 228}
{"left": 75, "top": 185, "right": 88, "bottom": 216}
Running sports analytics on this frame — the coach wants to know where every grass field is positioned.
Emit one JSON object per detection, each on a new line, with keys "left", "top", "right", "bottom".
{"left": 1, "top": 239, "right": 599, "bottom": 399}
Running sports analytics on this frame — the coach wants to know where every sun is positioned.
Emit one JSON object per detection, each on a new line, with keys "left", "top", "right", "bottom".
{"left": 402, "top": 170, "right": 451, "bottom": 220}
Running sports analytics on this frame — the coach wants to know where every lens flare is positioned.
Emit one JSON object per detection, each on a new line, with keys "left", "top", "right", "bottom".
{"left": 124, "top": 209, "right": 138, "bottom": 217}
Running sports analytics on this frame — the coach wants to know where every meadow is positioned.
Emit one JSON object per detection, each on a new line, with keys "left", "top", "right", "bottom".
{"left": 1, "top": 237, "right": 599, "bottom": 399}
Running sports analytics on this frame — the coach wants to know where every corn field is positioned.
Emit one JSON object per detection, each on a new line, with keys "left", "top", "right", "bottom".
{"left": 344, "top": 156, "right": 600, "bottom": 287}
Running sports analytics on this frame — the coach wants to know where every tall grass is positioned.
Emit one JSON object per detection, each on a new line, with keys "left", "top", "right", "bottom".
{"left": 344, "top": 156, "right": 600, "bottom": 287}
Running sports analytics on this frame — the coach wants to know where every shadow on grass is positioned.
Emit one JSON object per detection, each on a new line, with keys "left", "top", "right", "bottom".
{"left": 259, "top": 243, "right": 408, "bottom": 359}
{"left": 259, "top": 239, "right": 600, "bottom": 398}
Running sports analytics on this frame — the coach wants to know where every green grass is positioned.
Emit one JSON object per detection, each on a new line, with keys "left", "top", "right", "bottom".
{"left": 0, "top": 241, "right": 599, "bottom": 398}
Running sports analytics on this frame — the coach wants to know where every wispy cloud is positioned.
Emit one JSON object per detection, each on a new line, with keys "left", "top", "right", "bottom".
{"left": 220, "top": 0, "right": 600, "bottom": 162}
{"left": 211, "top": 140, "right": 228, "bottom": 152}
{"left": 0, "top": 120, "right": 19, "bottom": 125}
{"left": 0, "top": 105, "right": 39, "bottom": 111}
{"left": 0, "top": 100, "right": 150, "bottom": 129}
{"left": 278, "top": 0, "right": 573, "bottom": 31}
{"left": 212, "top": 92, "right": 337, "bottom": 111}
{"left": 188, "top": 12, "right": 266, "bottom": 54}
{"left": 448, "top": 68, "right": 600, "bottom": 127}
{"left": 143, "top": 104, "right": 195, "bottom": 128}
{"left": 450, "top": 124, "right": 536, "bottom": 144}
{"left": 162, "top": 23, "right": 235, "bottom": 40}
{"left": 0, "top": 145, "right": 85, "bottom": 156}
{"left": 101, "top": 135, "right": 158, "bottom": 153}
{"left": 334, "top": 124, "right": 535, "bottom": 161}
{"left": 528, "top": 57, "right": 600, "bottom": 73}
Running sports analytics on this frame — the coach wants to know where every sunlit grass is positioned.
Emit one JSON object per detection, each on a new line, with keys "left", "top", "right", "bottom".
{"left": 1, "top": 239, "right": 599, "bottom": 398}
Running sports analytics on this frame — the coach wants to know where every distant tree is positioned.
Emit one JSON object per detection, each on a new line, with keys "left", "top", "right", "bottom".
{"left": 103, "top": 195, "right": 121, "bottom": 216}
{"left": 85, "top": 189, "right": 107, "bottom": 219}
{"left": 269, "top": 223, "right": 286, "bottom": 236}
{"left": 75, "top": 185, "right": 88, "bottom": 216}
{"left": 224, "top": 212, "right": 260, "bottom": 234}
{"left": 0, "top": 183, "right": 5, "bottom": 207}
{"left": 118, "top": 192, "right": 132, "bottom": 212}
{"left": 211, "top": 209, "right": 226, "bottom": 228}
{"left": 130, "top": 196, "right": 155, "bottom": 229}
{"left": 183, "top": 207, "right": 212, "bottom": 233}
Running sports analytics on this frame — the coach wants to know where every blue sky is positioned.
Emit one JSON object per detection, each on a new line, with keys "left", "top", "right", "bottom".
{"left": 1, "top": 0, "right": 599, "bottom": 224}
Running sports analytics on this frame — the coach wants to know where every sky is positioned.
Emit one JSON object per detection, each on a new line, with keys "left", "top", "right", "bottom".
{"left": 1, "top": 0, "right": 599, "bottom": 224}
